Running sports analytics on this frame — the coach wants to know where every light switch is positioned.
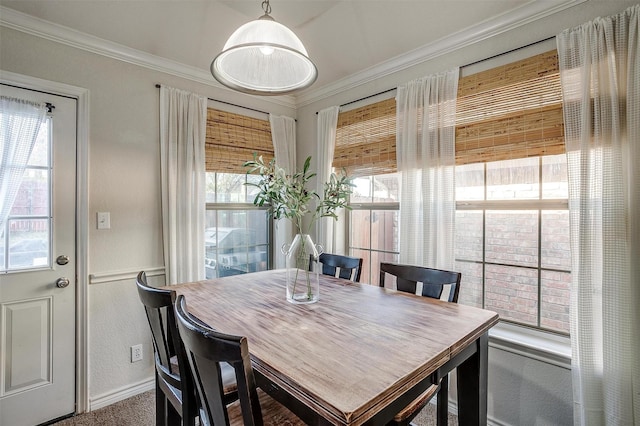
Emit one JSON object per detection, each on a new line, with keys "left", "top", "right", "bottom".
{"left": 97, "top": 212, "right": 111, "bottom": 230}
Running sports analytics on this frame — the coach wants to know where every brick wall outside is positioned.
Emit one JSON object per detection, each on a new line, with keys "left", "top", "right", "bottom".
{"left": 455, "top": 209, "right": 571, "bottom": 333}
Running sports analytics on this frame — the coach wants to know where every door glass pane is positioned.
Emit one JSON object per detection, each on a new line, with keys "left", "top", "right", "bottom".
{"left": 7, "top": 219, "right": 50, "bottom": 269}
{"left": 11, "top": 169, "right": 49, "bottom": 216}
{"left": 486, "top": 210, "right": 538, "bottom": 267}
{"left": 485, "top": 264, "right": 538, "bottom": 326}
{"left": 486, "top": 157, "right": 539, "bottom": 200}
{"left": 27, "top": 123, "right": 50, "bottom": 167}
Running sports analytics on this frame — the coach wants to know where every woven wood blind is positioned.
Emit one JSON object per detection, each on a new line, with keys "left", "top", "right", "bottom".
{"left": 334, "top": 97, "right": 396, "bottom": 177}
{"left": 455, "top": 50, "right": 564, "bottom": 165}
{"left": 205, "top": 108, "right": 273, "bottom": 173}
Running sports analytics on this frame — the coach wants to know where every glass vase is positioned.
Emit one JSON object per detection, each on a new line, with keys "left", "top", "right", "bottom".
{"left": 281, "top": 234, "right": 323, "bottom": 304}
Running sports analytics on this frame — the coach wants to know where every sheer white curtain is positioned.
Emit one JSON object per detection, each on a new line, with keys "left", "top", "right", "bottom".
{"left": 0, "top": 96, "right": 48, "bottom": 232}
{"left": 270, "top": 114, "right": 296, "bottom": 268}
{"left": 316, "top": 106, "right": 339, "bottom": 252}
{"left": 159, "top": 86, "right": 207, "bottom": 284}
{"left": 557, "top": 5, "right": 639, "bottom": 425}
{"left": 396, "top": 68, "right": 459, "bottom": 271}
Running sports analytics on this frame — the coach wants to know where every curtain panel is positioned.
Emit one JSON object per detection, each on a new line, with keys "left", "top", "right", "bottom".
{"left": 396, "top": 68, "right": 459, "bottom": 272}
{"left": 316, "top": 106, "right": 340, "bottom": 253}
{"left": 557, "top": 4, "right": 639, "bottom": 425}
{"left": 270, "top": 114, "right": 296, "bottom": 268}
{"left": 160, "top": 85, "right": 207, "bottom": 284}
{"left": 0, "top": 96, "right": 48, "bottom": 233}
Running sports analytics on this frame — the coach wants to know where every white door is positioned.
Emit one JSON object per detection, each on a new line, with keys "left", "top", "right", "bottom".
{"left": 0, "top": 85, "right": 77, "bottom": 425}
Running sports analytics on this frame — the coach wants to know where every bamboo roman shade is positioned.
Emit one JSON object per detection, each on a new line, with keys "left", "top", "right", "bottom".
{"left": 333, "top": 50, "right": 563, "bottom": 175}
{"left": 205, "top": 108, "right": 273, "bottom": 173}
{"left": 455, "top": 50, "right": 564, "bottom": 165}
{"left": 334, "top": 97, "right": 396, "bottom": 177}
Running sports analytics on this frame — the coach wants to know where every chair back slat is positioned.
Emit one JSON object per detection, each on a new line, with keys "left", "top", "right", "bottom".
{"left": 379, "top": 262, "right": 461, "bottom": 303}
{"left": 318, "top": 253, "right": 363, "bottom": 282}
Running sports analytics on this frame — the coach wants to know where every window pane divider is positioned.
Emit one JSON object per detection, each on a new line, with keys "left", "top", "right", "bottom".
{"left": 456, "top": 199, "right": 567, "bottom": 210}
{"left": 349, "top": 202, "right": 399, "bottom": 210}
{"left": 205, "top": 203, "right": 271, "bottom": 210}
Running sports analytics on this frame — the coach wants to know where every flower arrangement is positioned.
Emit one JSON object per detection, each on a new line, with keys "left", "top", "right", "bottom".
{"left": 244, "top": 154, "right": 354, "bottom": 303}
{"left": 244, "top": 155, "right": 354, "bottom": 235}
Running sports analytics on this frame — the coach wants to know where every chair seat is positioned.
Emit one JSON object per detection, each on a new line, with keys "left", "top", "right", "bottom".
{"left": 227, "top": 388, "right": 305, "bottom": 426}
{"left": 170, "top": 356, "right": 238, "bottom": 395}
{"left": 391, "top": 384, "right": 439, "bottom": 424}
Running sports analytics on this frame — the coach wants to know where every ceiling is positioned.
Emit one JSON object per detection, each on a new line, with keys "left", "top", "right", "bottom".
{"left": 1, "top": 0, "right": 559, "bottom": 98}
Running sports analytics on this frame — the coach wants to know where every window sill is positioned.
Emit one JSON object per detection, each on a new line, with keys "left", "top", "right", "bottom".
{"left": 488, "top": 322, "right": 571, "bottom": 369}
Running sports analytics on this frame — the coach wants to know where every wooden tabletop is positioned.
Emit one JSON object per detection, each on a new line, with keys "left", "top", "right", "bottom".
{"left": 173, "top": 269, "right": 498, "bottom": 425}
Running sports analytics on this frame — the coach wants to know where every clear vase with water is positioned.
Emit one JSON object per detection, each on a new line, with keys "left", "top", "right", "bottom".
{"left": 281, "top": 234, "right": 323, "bottom": 304}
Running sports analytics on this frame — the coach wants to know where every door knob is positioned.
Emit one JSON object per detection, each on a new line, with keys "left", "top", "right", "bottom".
{"left": 56, "top": 277, "right": 70, "bottom": 288}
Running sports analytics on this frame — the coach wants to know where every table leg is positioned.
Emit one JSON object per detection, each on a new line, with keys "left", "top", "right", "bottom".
{"left": 456, "top": 332, "right": 489, "bottom": 425}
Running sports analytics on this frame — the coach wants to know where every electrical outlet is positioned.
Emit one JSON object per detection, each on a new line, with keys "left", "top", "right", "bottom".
{"left": 131, "top": 344, "right": 143, "bottom": 362}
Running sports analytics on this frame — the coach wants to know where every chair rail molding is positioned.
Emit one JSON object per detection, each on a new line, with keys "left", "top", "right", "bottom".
{"left": 89, "top": 267, "right": 166, "bottom": 285}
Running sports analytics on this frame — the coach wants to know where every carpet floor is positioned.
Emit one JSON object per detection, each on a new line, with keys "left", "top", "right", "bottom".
{"left": 51, "top": 390, "right": 458, "bottom": 425}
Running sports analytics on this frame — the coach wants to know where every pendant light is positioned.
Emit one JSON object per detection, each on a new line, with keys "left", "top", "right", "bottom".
{"left": 211, "top": 0, "right": 318, "bottom": 96}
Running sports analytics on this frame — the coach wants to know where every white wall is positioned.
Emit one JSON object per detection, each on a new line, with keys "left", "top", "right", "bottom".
{"left": 0, "top": 26, "right": 295, "bottom": 407}
{"left": 0, "top": 0, "right": 635, "bottom": 423}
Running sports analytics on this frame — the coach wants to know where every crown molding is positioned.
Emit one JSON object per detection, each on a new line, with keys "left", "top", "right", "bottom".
{"left": 1, "top": 1, "right": 585, "bottom": 111}
{"left": 294, "top": 0, "right": 587, "bottom": 107}
{"left": 0, "top": 6, "right": 297, "bottom": 110}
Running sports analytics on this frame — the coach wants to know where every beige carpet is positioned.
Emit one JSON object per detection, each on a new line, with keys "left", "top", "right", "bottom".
{"left": 51, "top": 390, "right": 458, "bottom": 425}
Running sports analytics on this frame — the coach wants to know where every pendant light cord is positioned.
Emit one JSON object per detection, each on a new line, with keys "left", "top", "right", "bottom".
{"left": 262, "top": 0, "right": 271, "bottom": 16}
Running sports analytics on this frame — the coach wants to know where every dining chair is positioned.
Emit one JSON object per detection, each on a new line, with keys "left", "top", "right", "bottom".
{"left": 316, "top": 252, "right": 363, "bottom": 282}
{"left": 379, "top": 262, "right": 462, "bottom": 426}
{"left": 174, "top": 294, "right": 306, "bottom": 426}
{"left": 136, "top": 271, "right": 237, "bottom": 426}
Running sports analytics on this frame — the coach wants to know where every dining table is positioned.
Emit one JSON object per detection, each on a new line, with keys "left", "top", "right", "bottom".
{"left": 173, "top": 269, "right": 499, "bottom": 426}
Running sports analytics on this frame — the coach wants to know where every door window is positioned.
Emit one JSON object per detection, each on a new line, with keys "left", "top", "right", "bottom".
{"left": 1, "top": 118, "right": 51, "bottom": 272}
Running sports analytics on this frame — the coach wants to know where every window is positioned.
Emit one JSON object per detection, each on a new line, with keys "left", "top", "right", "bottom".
{"left": 336, "top": 98, "right": 399, "bottom": 284}
{"left": 204, "top": 108, "right": 273, "bottom": 278}
{"left": 1, "top": 118, "right": 51, "bottom": 272}
{"left": 455, "top": 155, "right": 571, "bottom": 334}
{"left": 341, "top": 49, "right": 570, "bottom": 334}
{"left": 348, "top": 173, "right": 399, "bottom": 284}
{"left": 455, "top": 49, "right": 570, "bottom": 334}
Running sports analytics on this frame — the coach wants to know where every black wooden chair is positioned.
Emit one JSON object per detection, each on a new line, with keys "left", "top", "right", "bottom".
{"left": 316, "top": 252, "right": 363, "bottom": 282}
{"left": 136, "top": 271, "right": 237, "bottom": 426}
{"left": 174, "top": 294, "right": 306, "bottom": 426}
{"left": 379, "top": 262, "right": 462, "bottom": 426}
